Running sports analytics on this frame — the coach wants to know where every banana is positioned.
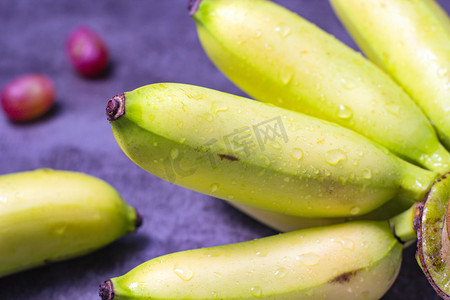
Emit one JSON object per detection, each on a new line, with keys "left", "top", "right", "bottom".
{"left": 230, "top": 194, "right": 413, "bottom": 232}
{"left": 0, "top": 169, "right": 141, "bottom": 277}
{"left": 106, "top": 82, "right": 438, "bottom": 219}
{"left": 415, "top": 172, "right": 450, "bottom": 298}
{"left": 99, "top": 219, "right": 403, "bottom": 300}
{"left": 189, "top": 0, "right": 450, "bottom": 173}
{"left": 329, "top": 0, "right": 450, "bottom": 150}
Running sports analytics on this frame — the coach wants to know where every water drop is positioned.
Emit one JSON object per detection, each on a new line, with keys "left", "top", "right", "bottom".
{"left": 437, "top": 67, "right": 448, "bottom": 79}
{"left": 170, "top": 148, "right": 179, "bottom": 160}
{"left": 228, "top": 195, "right": 235, "bottom": 200}
{"left": 202, "top": 113, "right": 213, "bottom": 122}
{"left": 153, "top": 141, "right": 158, "bottom": 147}
{"left": 275, "top": 24, "right": 291, "bottom": 38}
{"left": 257, "top": 168, "right": 266, "bottom": 177}
{"left": 261, "top": 155, "right": 272, "bottom": 167}
{"left": 179, "top": 137, "right": 186, "bottom": 144}
{"left": 284, "top": 177, "right": 290, "bottom": 183}
{"left": 173, "top": 264, "right": 194, "bottom": 281}
{"left": 274, "top": 267, "right": 288, "bottom": 279}
{"left": 350, "top": 206, "right": 360, "bottom": 215}
{"left": 54, "top": 225, "right": 67, "bottom": 235}
{"left": 337, "top": 104, "right": 353, "bottom": 119}
{"left": 210, "top": 183, "right": 219, "bottom": 193}
{"left": 339, "top": 238, "right": 355, "bottom": 250}
{"left": 362, "top": 169, "right": 372, "bottom": 179}
{"left": 325, "top": 149, "right": 348, "bottom": 165}
{"left": 296, "top": 253, "right": 320, "bottom": 266}
{"left": 255, "top": 249, "right": 268, "bottom": 257}
{"left": 14, "top": 192, "right": 24, "bottom": 199}
{"left": 211, "top": 102, "right": 229, "bottom": 114}
{"left": 270, "top": 141, "right": 282, "bottom": 149}
{"left": 250, "top": 286, "right": 262, "bottom": 297}
{"left": 279, "top": 70, "right": 293, "bottom": 85}
{"left": 264, "top": 43, "right": 273, "bottom": 51}
{"left": 290, "top": 148, "right": 303, "bottom": 161}
{"left": 254, "top": 30, "right": 262, "bottom": 38}
{"left": 341, "top": 78, "right": 356, "bottom": 89}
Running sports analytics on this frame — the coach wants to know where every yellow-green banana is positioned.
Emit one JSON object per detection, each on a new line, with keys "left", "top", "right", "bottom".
{"left": 106, "top": 83, "right": 438, "bottom": 219}
{"left": 100, "top": 219, "right": 403, "bottom": 299}
{"left": 329, "top": 0, "right": 450, "bottom": 150}
{"left": 230, "top": 195, "right": 413, "bottom": 233}
{"left": 190, "top": 0, "right": 450, "bottom": 174}
{"left": 0, "top": 169, "right": 141, "bottom": 277}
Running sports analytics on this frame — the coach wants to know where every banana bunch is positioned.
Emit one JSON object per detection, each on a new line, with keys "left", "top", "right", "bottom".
{"left": 101, "top": 0, "right": 450, "bottom": 298}
{"left": 0, "top": 169, "right": 140, "bottom": 278}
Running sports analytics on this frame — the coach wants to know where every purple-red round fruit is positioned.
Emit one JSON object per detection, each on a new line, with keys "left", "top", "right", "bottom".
{"left": 1, "top": 74, "right": 55, "bottom": 122}
{"left": 67, "top": 26, "right": 109, "bottom": 77}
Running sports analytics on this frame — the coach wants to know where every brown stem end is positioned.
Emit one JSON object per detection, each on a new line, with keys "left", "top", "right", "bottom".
{"left": 188, "top": 0, "right": 202, "bottom": 16}
{"left": 99, "top": 280, "right": 115, "bottom": 300}
{"left": 106, "top": 93, "right": 125, "bottom": 121}
{"left": 135, "top": 209, "right": 143, "bottom": 230}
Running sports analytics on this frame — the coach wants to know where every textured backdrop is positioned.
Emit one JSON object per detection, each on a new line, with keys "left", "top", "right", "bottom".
{"left": 1, "top": 0, "right": 449, "bottom": 299}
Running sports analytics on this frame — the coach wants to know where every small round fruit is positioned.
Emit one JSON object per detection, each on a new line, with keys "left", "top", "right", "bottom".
{"left": 1, "top": 74, "right": 55, "bottom": 122}
{"left": 67, "top": 26, "right": 109, "bottom": 77}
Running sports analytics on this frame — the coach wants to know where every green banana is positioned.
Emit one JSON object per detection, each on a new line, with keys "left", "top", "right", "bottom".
{"left": 189, "top": 0, "right": 450, "bottom": 174}
{"left": 329, "top": 0, "right": 450, "bottom": 150}
{"left": 106, "top": 82, "right": 437, "bottom": 219}
{"left": 100, "top": 219, "right": 404, "bottom": 300}
{"left": 0, "top": 168, "right": 141, "bottom": 277}
{"left": 415, "top": 172, "right": 450, "bottom": 298}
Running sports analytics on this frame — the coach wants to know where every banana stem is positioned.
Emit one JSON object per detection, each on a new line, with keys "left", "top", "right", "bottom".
{"left": 388, "top": 203, "right": 420, "bottom": 246}
{"left": 106, "top": 93, "right": 125, "bottom": 121}
{"left": 99, "top": 280, "right": 114, "bottom": 300}
{"left": 397, "top": 161, "right": 440, "bottom": 202}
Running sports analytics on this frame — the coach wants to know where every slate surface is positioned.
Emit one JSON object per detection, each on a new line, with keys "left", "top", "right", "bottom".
{"left": 0, "top": 1, "right": 449, "bottom": 299}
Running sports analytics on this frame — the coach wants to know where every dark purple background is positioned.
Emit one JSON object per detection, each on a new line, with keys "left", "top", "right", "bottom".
{"left": 1, "top": 1, "right": 449, "bottom": 299}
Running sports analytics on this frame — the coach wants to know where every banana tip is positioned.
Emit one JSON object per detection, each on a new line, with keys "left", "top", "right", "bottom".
{"left": 106, "top": 93, "right": 125, "bottom": 121}
{"left": 187, "top": 0, "right": 201, "bottom": 16}
{"left": 135, "top": 209, "right": 143, "bottom": 229}
{"left": 99, "top": 280, "right": 114, "bottom": 300}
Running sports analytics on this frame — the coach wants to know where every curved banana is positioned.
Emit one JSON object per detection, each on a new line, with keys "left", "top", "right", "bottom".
{"left": 100, "top": 220, "right": 403, "bottom": 300}
{"left": 329, "top": 0, "right": 450, "bottom": 150}
{"left": 189, "top": 0, "right": 450, "bottom": 173}
{"left": 106, "top": 83, "right": 437, "bottom": 218}
{"left": 0, "top": 169, "right": 141, "bottom": 277}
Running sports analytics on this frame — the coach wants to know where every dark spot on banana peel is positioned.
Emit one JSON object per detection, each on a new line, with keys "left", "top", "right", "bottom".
{"left": 99, "top": 280, "right": 115, "bottom": 300}
{"left": 218, "top": 154, "right": 239, "bottom": 161}
{"left": 106, "top": 93, "right": 125, "bottom": 121}
{"left": 329, "top": 270, "right": 357, "bottom": 283}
